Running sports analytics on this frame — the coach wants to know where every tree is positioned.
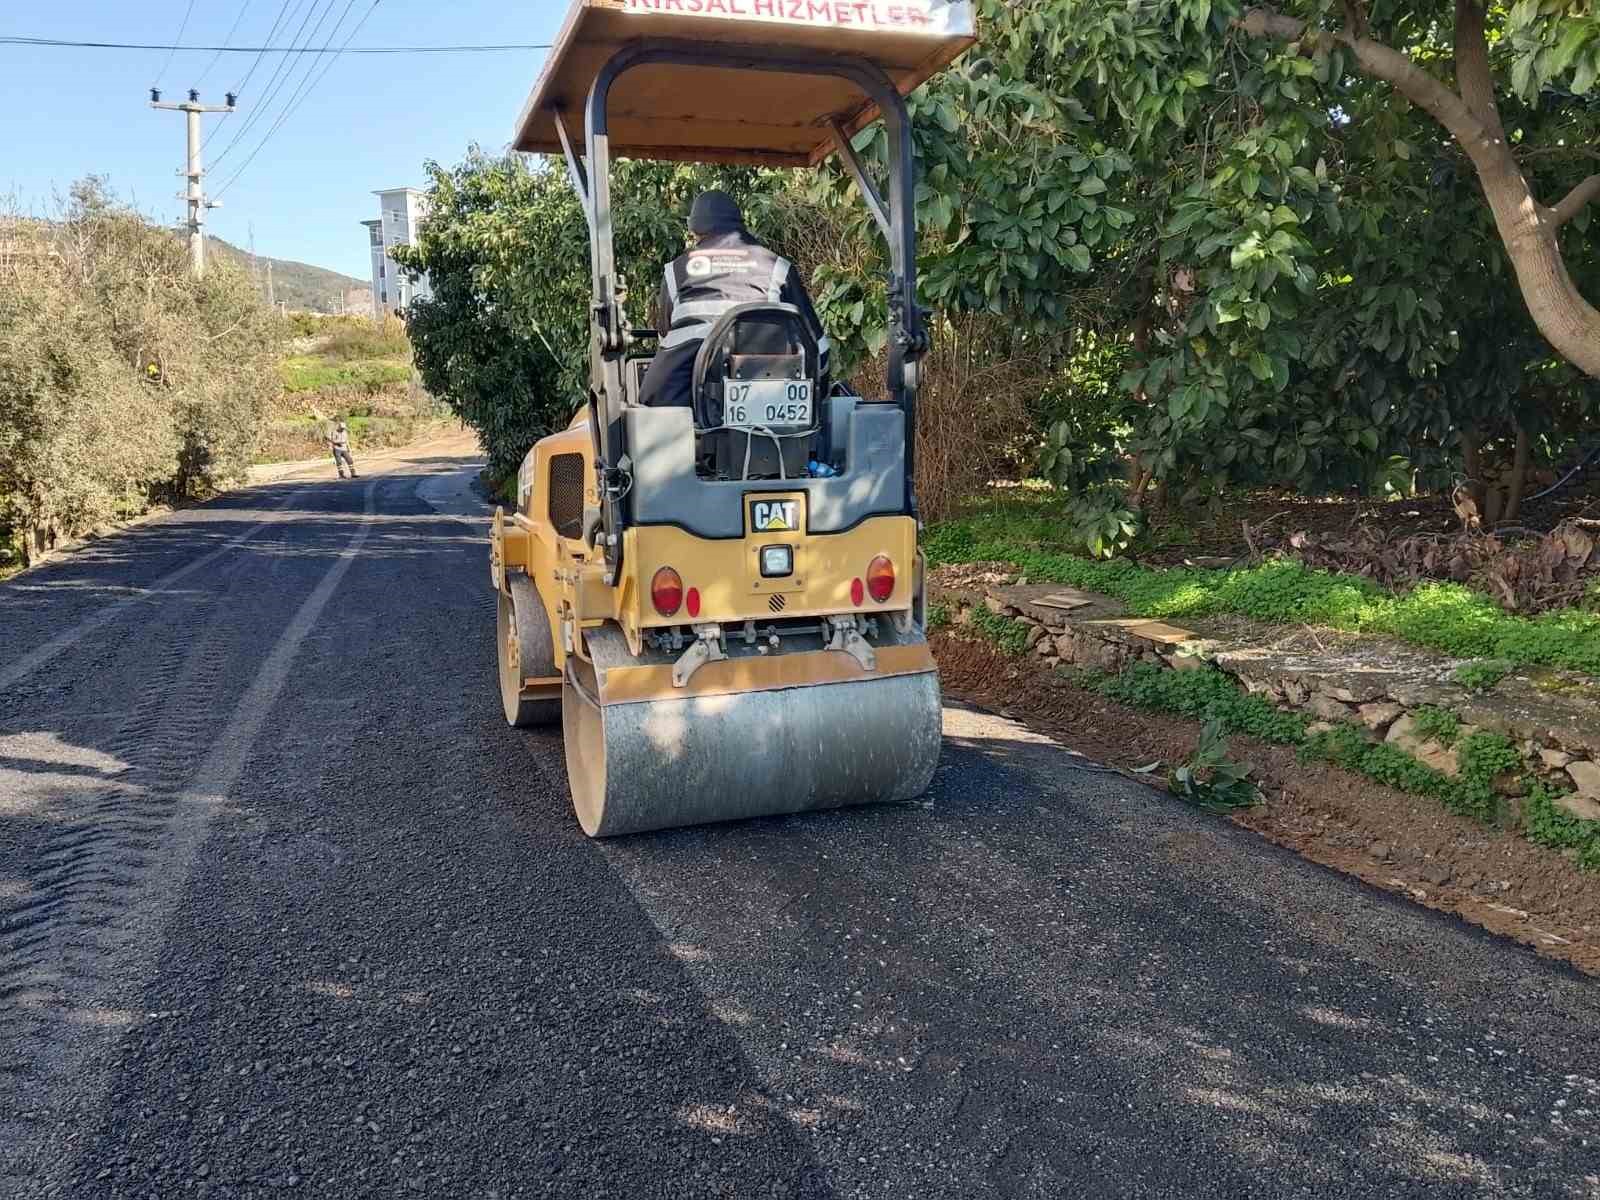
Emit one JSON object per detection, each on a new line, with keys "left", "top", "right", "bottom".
{"left": 1237, "top": 0, "right": 1600, "bottom": 379}
{"left": 396, "top": 149, "right": 779, "bottom": 482}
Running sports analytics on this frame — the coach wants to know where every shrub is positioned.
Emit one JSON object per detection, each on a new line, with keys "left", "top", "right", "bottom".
{"left": 0, "top": 181, "right": 279, "bottom": 558}
{"left": 317, "top": 314, "right": 411, "bottom": 361}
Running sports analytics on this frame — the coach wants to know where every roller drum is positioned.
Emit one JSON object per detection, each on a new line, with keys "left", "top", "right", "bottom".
{"left": 563, "top": 651, "right": 941, "bottom": 837}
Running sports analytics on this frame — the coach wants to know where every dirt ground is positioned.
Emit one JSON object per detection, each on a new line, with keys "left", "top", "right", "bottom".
{"left": 1137, "top": 478, "right": 1600, "bottom": 567}
{"left": 933, "top": 631, "right": 1600, "bottom": 977}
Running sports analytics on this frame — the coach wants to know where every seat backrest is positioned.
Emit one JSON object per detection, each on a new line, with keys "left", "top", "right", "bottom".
{"left": 690, "top": 302, "right": 820, "bottom": 429}
{"left": 690, "top": 303, "right": 824, "bottom": 480}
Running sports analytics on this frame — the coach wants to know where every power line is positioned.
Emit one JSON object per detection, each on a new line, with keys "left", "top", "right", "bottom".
{"left": 202, "top": 0, "right": 311, "bottom": 151}
{"left": 6, "top": 35, "right": 552, "bottom": 54}
{"left": 215, "top": 0, "right": 360, "bottom": 170}
{"left": 151, "top": 0, "right": 200, "bottom": 86}
{"left": 209, "top": 0, "right": 343, "bottom": 167}
{"left": 194, "top": 0, "right": 256, "bottom": 87}
{"left": 213, "top": 0, "right": 383, "bottom": 200}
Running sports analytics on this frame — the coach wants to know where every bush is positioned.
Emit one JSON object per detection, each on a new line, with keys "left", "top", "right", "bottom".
{"left": 1408, "top": 705, "right": 1460, "bottom": 746}
{"left": 280, "top": 358, "right": 412, "bottom": 394}
{"left": 317, "top": 314, "right": 411, "bottom": 361}
{"left": 0, "top": 181, "right": 279, "bottom": 558}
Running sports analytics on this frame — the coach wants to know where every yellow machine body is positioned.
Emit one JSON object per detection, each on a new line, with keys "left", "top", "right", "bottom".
{"left": 491, "top": 0, "right": 964, "bottom": 836}
{"left": 491, "top": 418, "right": 941, "bottom": 837}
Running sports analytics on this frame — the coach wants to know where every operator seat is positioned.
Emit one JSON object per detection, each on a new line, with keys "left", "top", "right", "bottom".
{"left": 691, "top": 302, "right": 826, "bottom": 479}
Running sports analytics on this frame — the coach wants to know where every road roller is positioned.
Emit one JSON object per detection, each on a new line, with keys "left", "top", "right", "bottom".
{"left": 489, "top": 0, "right": 976, "bottom": 836}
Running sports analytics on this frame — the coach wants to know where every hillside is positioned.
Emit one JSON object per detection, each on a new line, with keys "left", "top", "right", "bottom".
{"left": 206, "top": 237, "right": 368, "bottom": 314}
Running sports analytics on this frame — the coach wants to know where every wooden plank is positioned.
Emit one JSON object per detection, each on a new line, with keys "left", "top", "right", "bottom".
{"left": 1127, "top": 621, "right": 1195, "bottom": 646}
{"left": 514, "top": 0, "right": 976, "bottom": 163}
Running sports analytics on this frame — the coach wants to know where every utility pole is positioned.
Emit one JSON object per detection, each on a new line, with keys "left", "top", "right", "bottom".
{"left": 266, "top": 260, "right": 275, "bottom": 307}
{"left": 148, "top": 88, "right": 236, "bottom": 277}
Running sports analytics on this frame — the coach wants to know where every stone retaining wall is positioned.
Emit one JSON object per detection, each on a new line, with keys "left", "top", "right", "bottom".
{"left": 936, "top": 579, "right": 1600, "bottom": 825}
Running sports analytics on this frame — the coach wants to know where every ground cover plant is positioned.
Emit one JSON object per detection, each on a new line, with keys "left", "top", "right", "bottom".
{"left": 926, "top": 496, "right": 1600, "bottom": 679}
{"left": 1058, "top": 660, "right": 1600, "bottom": 867}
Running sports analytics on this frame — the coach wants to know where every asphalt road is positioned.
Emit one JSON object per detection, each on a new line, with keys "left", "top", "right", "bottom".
{"left": 2, "top": 448, "right": 1598, "bottom": 1200}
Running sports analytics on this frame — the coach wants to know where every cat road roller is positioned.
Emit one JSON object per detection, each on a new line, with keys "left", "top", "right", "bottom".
{"left": 489, "top": 0, "right": 976, "bottom": 836}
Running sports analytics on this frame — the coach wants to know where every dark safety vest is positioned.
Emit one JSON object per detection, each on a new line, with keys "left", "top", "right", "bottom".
{"left": 660, "top": 238, "right": 793, "bottom": 352}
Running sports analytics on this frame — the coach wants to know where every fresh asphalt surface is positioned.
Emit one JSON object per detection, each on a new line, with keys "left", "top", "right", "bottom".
{"left": 2, "top": 450, "right": 1598, "bottom": 1199}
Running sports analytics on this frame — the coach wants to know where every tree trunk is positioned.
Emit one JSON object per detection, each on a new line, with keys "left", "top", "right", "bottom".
{"left": 1237, "top": 2, "right": 1600, "bottom": 381}
{"left": 1503, "top": 421, "right": 1532, "bottom": 523}
{"left": 1150, "top": 476, "right": 1170, "bottom": 512}
{"left": 1460, "top": 430, "right": 1485, "bottom": 507}
{"left": 1127, "top": 463, "right": 1153, "bottom": 511}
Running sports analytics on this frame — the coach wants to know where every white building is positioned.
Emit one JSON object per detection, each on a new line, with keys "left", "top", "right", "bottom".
{"left": 363, "top": 187, "right": 432, "bottom": 319}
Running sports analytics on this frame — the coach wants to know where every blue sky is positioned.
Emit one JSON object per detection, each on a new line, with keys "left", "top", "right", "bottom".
{"left": 2, "top": 1, "right": 564, "bottom": 279}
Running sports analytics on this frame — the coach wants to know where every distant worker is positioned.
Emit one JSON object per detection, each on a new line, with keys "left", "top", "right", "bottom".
{"left": 328, "top": 420, "right": 358, "bottom": 479}
{"left": 637, "top": 190, "right": 830, "bottom": 410}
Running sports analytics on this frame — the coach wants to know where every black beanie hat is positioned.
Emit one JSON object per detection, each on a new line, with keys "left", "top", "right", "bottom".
{"left": 689, "top": 190, "right": 744, "bottom": 236}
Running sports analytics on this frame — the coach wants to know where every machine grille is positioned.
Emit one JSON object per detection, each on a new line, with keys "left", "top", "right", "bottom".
{"left": 547, "top": 453, "right": 585, "bottom": 539}
{"left": 768, "top": 593, "right": 786, "bottom": 613}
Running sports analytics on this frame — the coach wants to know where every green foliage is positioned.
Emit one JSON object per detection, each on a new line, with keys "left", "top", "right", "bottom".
{"left": 1082, "top": 647, "right": 1600, "bottom": 866}
{"left": 316, "top": 315, "right": 411, "bottom": 361}
{"left": 1454, "top": 732, "right": 1523, "bottom": 820}
{"left": 1409, "top": 706, "right": 1461, "bottom": 747}
{"left": 395, "top": 150, "right": 780, "bottom": 480}
{"left": 391, "top": 153, "right": 578, "bottom": 480}
{"left": 0, "top": 180, "right": 279, "bottom": 557}
{"left": 1299, "top": 722, "right": 1515, "bottom": 825}
{"left": 968, "top": 605, "right": 1032, "bottom": 655}
{"left": 1168, "top": 717, "right": 1261, "bottom": 812}
{"left": 925, "top": 502, "right": 1600, "bottom": 679}
{"left": 1451, "top": 659, "right": 1512, "bottom": 693}
{"left": 1523, "top": 782, "right": 1600, "bottom": 871}
{"left": 926, "top": 601, "right": 951, "bottom": 632}
{"left": 279, "top": 357, "right": 411, "bottom": 395}
{"left": 1092, "top": 663, "right": 1310, "bottom": 743}
{"left": 1062, "top": 486, "right": 1143, "bottom": 560}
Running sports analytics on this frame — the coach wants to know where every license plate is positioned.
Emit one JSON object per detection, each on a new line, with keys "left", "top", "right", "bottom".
{"left": 724, "top": 379, "right": 813, "bottom": 428}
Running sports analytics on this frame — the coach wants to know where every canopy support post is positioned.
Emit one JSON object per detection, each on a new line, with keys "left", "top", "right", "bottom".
{"left": 552, "top": 108, "right": 592, "bottom": 238}
{"left": 829, "top": 121, "right": 893, "bottom": 247}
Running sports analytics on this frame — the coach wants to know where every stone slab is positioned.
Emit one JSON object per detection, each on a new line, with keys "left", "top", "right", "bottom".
{"left": 988, "top": 583, "right": 1125, "bottom": 628}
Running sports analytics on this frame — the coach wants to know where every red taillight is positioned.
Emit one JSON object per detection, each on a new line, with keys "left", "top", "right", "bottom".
{"left": 685, "top": 587, "right": 701, "bottom": 619}
{"left": 651, "top": 567, "right": 682, "bottom": 616}
{"left": 866, "top": 556, "right": 895, "bottom": 603}
{"left": 850, "top": 577, "right": 865, "bottom": 606}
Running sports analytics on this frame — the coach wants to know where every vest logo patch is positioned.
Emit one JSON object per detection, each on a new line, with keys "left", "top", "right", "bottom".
{"left": 686, "top": 254, "right": 713, "bottom": 277}
{"left": 749, "top": 499, "right": 799, "bottom": 532}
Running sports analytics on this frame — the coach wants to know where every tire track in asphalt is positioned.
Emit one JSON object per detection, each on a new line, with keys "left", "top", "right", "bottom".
{"left": 0, "top": 483, "right": 375, "bottom": 1193}
{"left": 0, "top": 488, "right": 311, "bottom": 695}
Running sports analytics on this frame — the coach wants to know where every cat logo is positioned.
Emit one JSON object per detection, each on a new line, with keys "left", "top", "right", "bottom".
{"left": 749, "top": 499, "right": 799, "bottom": 532}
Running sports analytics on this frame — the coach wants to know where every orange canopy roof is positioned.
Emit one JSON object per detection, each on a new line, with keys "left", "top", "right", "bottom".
{"left": 513, "top": 0, "right": 976, "bottom": 166}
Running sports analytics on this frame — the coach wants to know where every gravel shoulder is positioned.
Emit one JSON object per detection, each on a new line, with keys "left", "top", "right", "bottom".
{"left": 3, "top": 454, "right": 1599, "bottom": 1198}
